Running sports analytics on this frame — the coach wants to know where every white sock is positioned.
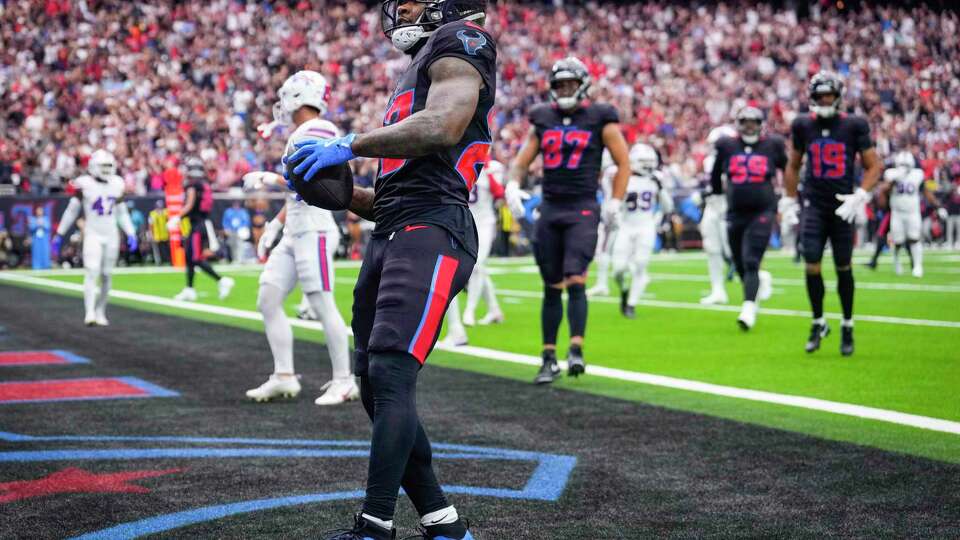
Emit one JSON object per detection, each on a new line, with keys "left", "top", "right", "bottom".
{"left": 483, "top": 274, "right": 501, "bottom": 314}
{"left": 306, "top": 290, "right": 351, "bottom": 379}
{"left": 421, "top": 505, "right": 459, "bottom": 527}
{"left": 595, "top": 251, "right": 610, "bottom": 289}
{"left": 257, "top": 284, "right": 294, "bottom": 375}
{"left": 707, "top": 253, "right": 725, "bottom": 294}
{"left": 464, "top": 266, "right": 483, "bottom": 320}
{"left": 842, "top": 319, "right": 854, "bottom": 328}
{"left": 909, "top": 241, "right": 922, "bottom": 269}
{"left": 627, "top": 265, "right": 649, "bottom": 307}
{"left": 362, "top": 513, "right": 393, "bottom": 530}
{"left": 444, "top": 296, "right": 467, "bottom": 340}
{"left": 95, "top": 274, "right": 111, "bottom": 315}
{"left": 83, "top": 271, "right": 98, "bottom": 317}
{"left": 813, "top": 317, "right": 826, "bottom": 326}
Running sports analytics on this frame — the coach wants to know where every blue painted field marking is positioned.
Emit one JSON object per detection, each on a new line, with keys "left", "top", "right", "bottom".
{"left": 0, "top": 431, "right": 576, "bottom": 539}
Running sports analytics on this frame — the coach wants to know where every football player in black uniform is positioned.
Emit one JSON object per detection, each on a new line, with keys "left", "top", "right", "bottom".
{"left": 287, "top": 1, "right": 492, "bottom": 538}
{"left": 710, "top": 106, "right": 787, "bottom": 330}
{"left": 779, "top": 72, "right": 883, "bottom": 356}
{"left": 505, "top": 56, "right": 631, "bottom": 385}
{"left": 173, "top": 157, "right": 234, "bottom": 302}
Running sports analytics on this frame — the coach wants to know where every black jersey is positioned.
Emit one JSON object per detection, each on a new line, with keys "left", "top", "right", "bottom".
{"left": 529, "top": 101, "right": 619, "bottom": 203}
{"left": 185, "top": 179, "right": 213, "bottom": 223}
{"left": 791, "top": 113, "right": 873, "bottom": 208}
{"left": 372, "top": 20, "right": 497, "bottom": 257}
{"left": 710, "top": 135, "right": 787, "bottom": 213}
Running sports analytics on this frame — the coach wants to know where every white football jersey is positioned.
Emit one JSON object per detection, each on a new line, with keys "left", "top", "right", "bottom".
{"left": 600, "top": 165, "right": 617, "bottom": 201}
{"left": 72, "top": 174, "right": 126, "bottom": 238}
{"left": 622, "top": 172, "right": 671, "bottom": 228}
{"left": 470, "top": 160, "right": 504, "bottom": 224}
{"left": 283, "top": 118, "right": 340, "bottom": 235}
{"left": 885, "top": 167, "right": 925, "bottom": 215}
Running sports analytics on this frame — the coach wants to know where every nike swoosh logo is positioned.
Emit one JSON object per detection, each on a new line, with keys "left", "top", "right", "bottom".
{"left": 404, "top": 225, "right": 429, "bottom": 232}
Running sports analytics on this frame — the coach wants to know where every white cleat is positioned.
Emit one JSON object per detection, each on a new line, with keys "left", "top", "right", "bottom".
{"left": 218, "top": 277, "right": 235, "bottom": 300}
{"left": 700, "top": 290, "right": 728, "bottom": 305}
{"left": 586, "top": 285, "right": 610, "bottom": 297}
{"left": 438, "top": 334, "right": 468, "bottom": 348}
{"left": 478, "top": 311, "right": 504, "bottom": 325}
{"left": 758, "top": 270, "right": 773, "bottom": 301}
{"left": 462, "top": 312, "right": 476, "bottom": 327}
{"left": 84, "top": 313, "right": 97, "bottom": 327}
{"left": 737, "top": 301, "right": 758, "bottom": 331}
{"left": 314, "top": 378, "right": 360, "bottom": 406}
{"left": 94, "top": 313, "right": 109, "bottom": 327}
{"left": 246, "top": 374, "right": 301, "bottom": 402}
{"left": 912, "top": 266, "right": 923, "bottom": 278}
{"left": 174, "top": 287, "right": 198, "bottom": 302}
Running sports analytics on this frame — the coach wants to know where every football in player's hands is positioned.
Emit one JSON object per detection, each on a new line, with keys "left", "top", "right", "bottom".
{"left": 284, "top": 144, "right": 354, "bottom": 211}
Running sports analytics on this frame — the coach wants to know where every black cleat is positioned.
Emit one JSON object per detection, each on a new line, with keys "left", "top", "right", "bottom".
{"left": 864, "top": 260, "right": 877, "bottom": 270}
{"left": 805, "top": 322, "right": 830, "bottom": 353}
{"left": 567, "top": 345, "right": 585, "bottom": 377}
{"left": 533, "top": 351, "right": 561, "bottom": 385}
{"left": 324, "top": 514, "right": 395, "bottom": 540}
{"left": 840, "top": 326, "right": 854, "bottom": 356}
{"left": 623, "top": 305, "right": 636, "bottom": 319}
{"left": 619, "top": 290, "right": 629, "bottom": 315}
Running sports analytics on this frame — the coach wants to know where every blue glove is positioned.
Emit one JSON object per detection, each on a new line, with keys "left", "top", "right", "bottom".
{"left": 289, "top": 134, "right": 357, "bottom": 182}
{"left": 126, "top": 235, "right": 138, "bottom": 252}
{"left": 51, "top": 234, "right": 62, "bottom": 258}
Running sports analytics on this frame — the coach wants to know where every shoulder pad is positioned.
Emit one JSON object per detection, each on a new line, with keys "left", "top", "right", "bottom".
{"left": 292, "top": 119, "right": 340, "bottom": 144}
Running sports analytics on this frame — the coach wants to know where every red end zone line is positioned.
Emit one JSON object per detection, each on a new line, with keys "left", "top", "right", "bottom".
{"left": 0, "top": 350, "right": 91, "bottom": 366}
{"left": 0, "top": 377, "right": 179, "bottom": 404}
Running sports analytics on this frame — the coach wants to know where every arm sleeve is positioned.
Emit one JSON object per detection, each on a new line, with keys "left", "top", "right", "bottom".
{"left": 854, "top": 117, "right": 874, "bottom": 152}
{"left": 425, "top": 21, "right": 497, "bottom": 93}
{"left": 115, "top": 202, "right": 136, "bottom": 237}
{"left": 709, "top": 142, "right": 726, "bottom": 195}
{"left": 487, "top": 171, "right": 505, "bottom": 199}
{"left": 774, "top": 137, "right": 788, "bottom": 170}
{"left": 56, "top": 197, "right": 82, "bottom": 236}
{"left": 790, "top": 118, "right": 806, "bottom": 153}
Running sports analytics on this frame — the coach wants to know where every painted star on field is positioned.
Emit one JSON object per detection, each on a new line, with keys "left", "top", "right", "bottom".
{"left": 0, "top": 467, "right": 184, "bottom": 503}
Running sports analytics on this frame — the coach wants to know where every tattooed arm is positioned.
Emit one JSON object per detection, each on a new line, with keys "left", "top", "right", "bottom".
{"left": 350, "top": 57, "right": 483, "bottom": 159}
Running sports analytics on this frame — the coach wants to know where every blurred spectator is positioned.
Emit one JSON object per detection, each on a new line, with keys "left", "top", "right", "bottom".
{"left": 148, "top": 201, "right": 171, "bottom": 264}
{"left": 222, "top": 200, "right": 252, "bottom": 263}
{"left": 28, "top": 206, "right": 52, "bottom": 269}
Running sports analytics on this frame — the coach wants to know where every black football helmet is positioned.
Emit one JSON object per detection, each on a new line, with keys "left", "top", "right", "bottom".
{"left": 381, "top": 0, "right": 486, "bottom": 53}
{"left": 735, "top": 106, "right": 764, "bottom": 144}
{"left": 549, "top": 57, "right": 591, "bottom": 110}
{"left": 808, "top": 72, "right": 844, "bottom": 118}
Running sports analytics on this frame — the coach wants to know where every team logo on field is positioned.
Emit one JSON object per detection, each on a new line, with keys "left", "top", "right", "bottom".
{"left": 457, "top": 30, "right": 487, "bottom": 55}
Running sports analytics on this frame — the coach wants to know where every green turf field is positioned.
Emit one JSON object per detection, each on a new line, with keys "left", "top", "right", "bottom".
{"left": 4, "top": 248, "right": 959, "bottom": 463}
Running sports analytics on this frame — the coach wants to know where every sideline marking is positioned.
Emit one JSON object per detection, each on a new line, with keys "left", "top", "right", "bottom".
{"left": 0, "top": 377, "right": 178, "bottom": 404}
{"left": 0, "top": 432, "right": 575, "bottom": 539}
{"left": 0, "top": 350, "right": 91, "bottom": 367}
{"left": 2, "top": 273, "right": 959, "bottom": 435}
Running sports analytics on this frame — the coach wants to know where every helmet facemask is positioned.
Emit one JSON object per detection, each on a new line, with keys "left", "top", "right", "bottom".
{"left": 549, "top": 58, "right": 591, "bottom": 111}
{"left": 809, "top": 73, "right": 845, "bottom": 119}
{"left": 381, "top": 0, "right": 485, "bottom": 53}
{"left": 736, "top": 107, "right": 764, "bottom": 145}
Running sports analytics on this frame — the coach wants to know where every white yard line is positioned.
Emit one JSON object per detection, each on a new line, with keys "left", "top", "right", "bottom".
{"left": 2, "top": 272, "right": 959, "bottom": 436}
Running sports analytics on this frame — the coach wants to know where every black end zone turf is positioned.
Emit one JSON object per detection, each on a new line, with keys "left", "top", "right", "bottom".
{"left": 1, "top": 284, "right": 959, "bottom": 539}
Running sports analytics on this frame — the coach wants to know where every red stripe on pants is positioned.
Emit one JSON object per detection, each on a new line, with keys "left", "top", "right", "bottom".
{"left": 318, "top": 235, "right": 330, "bottom": 291}
{"left": 409, "top": 255, "right": 459, "bottom": 362}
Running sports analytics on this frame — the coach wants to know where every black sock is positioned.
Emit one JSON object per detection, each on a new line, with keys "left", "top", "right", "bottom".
{"left": 196, "top": 261, "right": 222, "bottom": 281}
{"left": 871, "top": 238, "right": 884, "bottom": 264}
{"left": 743, "top": 269, "right": 759, "bottom": 302}
{"left": 361, "top": 351, "right": 425, "bottom": 521}
{"left": 186, "top": 264, "right": 195, "bottom": 287}
{"left": 806, "top": 272, "right": 825, "bottom": 319}
{"left": 541, "top": 286, "right": 563, "bottom": 346}
{"left": 837, "top": 269, "right": 855, "bottom": 320}
{"left": 567, "top": 283, "right": 587, "bottom": 339}
{"left": 905, "top": 241, "right": 916, "bottom": 268}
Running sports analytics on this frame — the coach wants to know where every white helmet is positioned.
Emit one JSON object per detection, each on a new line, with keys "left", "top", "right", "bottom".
{"left": 273, "top": 71, "right": 330, "bottom": 126}
{"left": 893, "top": 151, "right": 915, "bottom": 169}
{"left": 707, "top": 125, "right": 737, "bottom": 146}
{"left": 629, "top": 143, "right": 659, "bottom": 175}
{"left": 88, "top": 149, "right": 117, "bottom": 180}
